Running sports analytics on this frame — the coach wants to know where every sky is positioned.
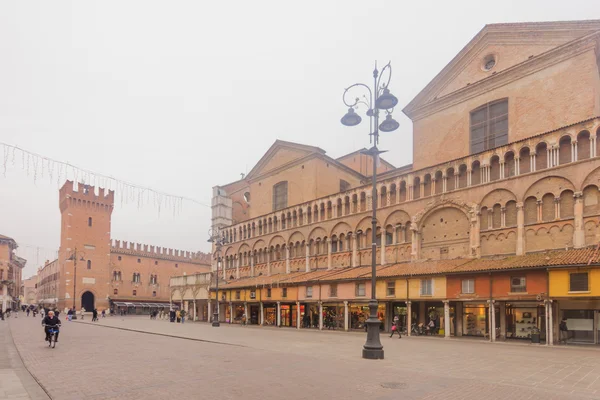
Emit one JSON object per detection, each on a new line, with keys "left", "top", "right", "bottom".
{"left": 1, "top": 1, "right": 598, "bottom": 278}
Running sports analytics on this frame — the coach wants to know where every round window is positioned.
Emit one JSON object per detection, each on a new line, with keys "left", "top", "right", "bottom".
{"left": 482, "top": 54, "right": 496, "bottom": 71}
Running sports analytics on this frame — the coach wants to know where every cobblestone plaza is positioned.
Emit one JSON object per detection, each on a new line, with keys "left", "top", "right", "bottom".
{"left": 3, "top": 316, "right": 600, "bottom": 399}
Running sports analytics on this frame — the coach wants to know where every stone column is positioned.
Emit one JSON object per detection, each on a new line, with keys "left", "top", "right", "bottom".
{"left": 499, "top": 301, "right": 506, "bottom": 340}
{"left": 488, "top": 300, "right": 496, "bottom": 342}
{"left": 285, "top": 246, "right": 290, "bottom": 274}
{"left": 327, "top": 238, "right": 332, "bottom": 270}
{"left": 235, "top": 255, "right": 240, "bottom": 279}
{"left": 499, "top": 162, "right": 505, "bottom": 179}
{"left": 516, "top": 202, "right": 524, "bottom": 255}
{"left": 547, "top": 148, "right": 552, "bottom": 168}
{"left": 467, "top": 169, "right": 472, "bottom": 187}
{"left": 305, "top": 243, "right": 310, "bottom": 272}
{"left": 406, "top": 301, "right": 412, "bottom": 336}
{"left": 443, "top": 301, "right": 450, "bottom": 338}
{"left": 455, "top": 302, "right": 463, "bottom": 336}
{"left": 420, "top": 182, "right": 425, "bottom": 198}
{"left": 267, "top": 249, "right": 271, "bottom": 276}
{"left": 207, "top": 300, "right": 212, "bottom": 323}
{"left": 531, "top": 153, "right": 536, "bottom": 172}
{"left": 352, "top": 234, "right": 358, "bottom": 268}
{"left": 229, "top": 302, "right": 233, "bottom": 324}
{"left": 418, "top": 301, "right": 426, "bottom": 324}
{"left": 392, "top": 226, "right": 398, "bottom": 245}
{"left": 259, "top": 302, "right": 264, "bottom": 325}
{"left": 411, "top": 225, "right": 420, "bottom": 261}
{"left": 407, "top": 185, "right": 413, "bottom": 201}
{"left": 250, "top": 254, "right": 255, "bottom": 277}
{"left": 536, "top": 200, "right": 543, "bottom": 222}
{"left": 514, "top": 157, "right": 520, "bottom": 176}
{"left": 572, "top": 141, "right": 578, "bottom": 162}
{"left": 318, "top": 302, "right": 323, "bottom": 330}
{"left": 367, "top": 195, "right": 372, "bottom": 211}
{"left": 344, "top": 301, "right": 349, "bottom": 331}
{"left": 573, "top": 192, "right": 585, "bottom": 248}
{"left": 244, "top": 302, "right": 249, "bottom": 324}
{"left": 442, "top": 174, "right": 447, "bottom": 193}
{"left": 500, "top": 206, "right": 506, "bottom": 228}
{"left": 431, "top": 179, "right": 436, "bottom": 195}
{"left": 548, "top": 300, "right": 554, "bottom": 346}
{"left": 591, "top": 136, "right": 597, "bottom": 158}
{"left": 455, "top": 173, "right": 460, "bottom": 189}
{"left": 276, "top": 301, "right": 281, "bottom": 327}
{"left": 380, "top": 233, "right": 386, "bottom": 266}
{"left": 470, "top": 212, "right": 481, "bottom": 258}
{"left": 193, "top": 299, "right": 197, "bottom": 321}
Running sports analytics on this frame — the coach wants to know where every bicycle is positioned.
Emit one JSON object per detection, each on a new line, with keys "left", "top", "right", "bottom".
{"left": 44, "top": 324, "right": 61, "bottom": 349}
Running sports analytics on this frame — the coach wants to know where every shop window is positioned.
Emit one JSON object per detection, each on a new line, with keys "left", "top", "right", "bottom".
{"left": 133, "top": 290, "right": 137, "bottom": 296}
{"left": 152, "top": 291, "right": 156, "bottom": 297}
{"left": 86, "top": 260, "right": 92, "bottom": 270}
{"left": 420, "top": 279, "right": 433, "bottom": 296}
{"left": 330, "top": 284, "right": 338, "bottom": 297}
{"left": 306, "top": 286, "right": 313, "bottom": 298}
{"left": 267, "top": 288, "right": 272, "bottom": 298}
{"left": 236, "top": 290, "right": 241, "bottom": 300}
{"left": 569, "top": 272, "right": 589, "bottom": 292}
{"left": 461, "top": 279, "right": 475, "bottom": 294}
{"left": 355, "top": 283, "right": 366, "bottom": 297}
{"left": 221, "top": 293, "right": 226, "bottom": 301}
{"left": 132, "top": 273, "right": 141, "bottom": 283}
{"left": 250, "top": 290, "right": 256, "bottom": 299}
{"left": 113, "top": 289, "right": 118, "bottom": 295}
{"left": 282, "top": 288, "right": 287, "bottom": 298}
{"left": 386, "top": 281, "right": 395, "bottom": 297}
{"left": 510, "top": 277, "right": 526, "bottom": 293}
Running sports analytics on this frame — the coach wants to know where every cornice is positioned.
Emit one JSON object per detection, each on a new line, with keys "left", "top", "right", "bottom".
{"left": 405, "top": 31, "right": 600, "bottom": 121}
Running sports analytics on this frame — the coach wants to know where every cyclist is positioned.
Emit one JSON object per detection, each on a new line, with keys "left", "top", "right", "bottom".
{"left": 42, "top": 310, "right": 62, "bottom": 343}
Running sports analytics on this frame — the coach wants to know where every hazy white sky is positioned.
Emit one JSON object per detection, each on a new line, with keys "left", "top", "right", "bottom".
{"left": 1, "top": 1, "right": 598, "bottom": 278}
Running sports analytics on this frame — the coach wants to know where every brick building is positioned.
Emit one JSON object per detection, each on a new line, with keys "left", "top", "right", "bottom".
{"left": 0, "top": 234, "right": 25, "bottom": 312}
{"left": 200, "top": 20, "right": 600, "bottom": 344}
{"left": 21, "top": 274, "right": 37, "bottom": 306}
{"left": 36, "top": 180, "right": 211, "bottom": 313}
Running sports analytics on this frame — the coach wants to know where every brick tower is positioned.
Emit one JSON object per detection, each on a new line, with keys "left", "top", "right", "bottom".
{"left": 58, "top": 181, "right": 114, "bottom": 311}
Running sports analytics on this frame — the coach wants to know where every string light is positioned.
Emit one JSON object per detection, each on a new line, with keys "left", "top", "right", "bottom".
{"left": 1, "top": 142, "right": 211, "bottom": 215}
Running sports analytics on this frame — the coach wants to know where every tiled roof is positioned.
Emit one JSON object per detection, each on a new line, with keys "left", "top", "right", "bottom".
{"left": 215, "top": 247, "right": 600, "bottom": 289}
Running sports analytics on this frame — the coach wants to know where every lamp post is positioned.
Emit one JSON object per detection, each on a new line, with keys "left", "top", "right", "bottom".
{"left": 341, "top": 61, "right": 400, "bottom": 360}
{"left": 208, "top": 229, "right": 228, "bottom": 327}
{"left": 67, "top": 248, "right": 86, "bottom": 310}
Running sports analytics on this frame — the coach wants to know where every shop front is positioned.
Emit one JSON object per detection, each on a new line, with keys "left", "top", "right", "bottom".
{"left": 462, "top": 303, "right": 490, "bottom": 337}
{"left": 350, "top": 302, "right": 386, "bottom": 331}
{"left": 505, "top": 302, "right": 545, "bottom": 341}
{"left": 322, "top": 303, "right": 344, "bottom": 330}
{"left": 249, "top": 304, "right": 260, "bottom": 325}
{"left": 390, "top": 302, "right": 408, "bottom": 332}
{"left": 263, "top": 303, "right": 277, "bottom": 326}
{"left": 232, "top": 304, "right": 245, "bottom": 324}
{"left": 279, "top": 303, "right": 299, "bottom": 327}
{"left": 558, "top": 299, "right": 600, "bottom": 344}
{"left": 304, "top": 303, "right": 320, "bottom": 328}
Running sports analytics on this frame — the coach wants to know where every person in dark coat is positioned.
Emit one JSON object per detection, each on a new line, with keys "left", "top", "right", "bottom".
{"left": 170, "top": 309, "right": 176, "bottom": 323}
{"left": 42, "top": 311, "right": 62, "bottom": 342}
{"left": 92, "top": 308, "right": 98, "bottom": 322}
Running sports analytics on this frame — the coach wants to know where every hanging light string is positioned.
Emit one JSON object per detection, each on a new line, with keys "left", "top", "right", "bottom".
{"left": 1, "top": 142, "right": 211, "bottom": 215}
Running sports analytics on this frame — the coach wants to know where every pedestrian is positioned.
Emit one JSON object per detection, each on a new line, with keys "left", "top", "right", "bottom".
{"left": 181, "top": 309, "right": 186, "bottom": 324}
{"left": 92, "top": 308, "right": 98, "bottom": 322}
{"left": 101, "top": 309, "right": 106, "bottom": 318}
{"left": 176, "top": 310, "right": 181, "bottom": 323}
{"left": 390, "top": 315, "right": 402, "bottom": 339}
{"left": 559, "top": 317, "right": 568, "bottom": 344}
{"left": 169, "top": 309, "right": 175, "bottom": 323}
{"left": 67, "top": 308, "right": 73, "bottom": 321}
{"left": 242, "top": 313, "right": 247, "bottom": 326}
{"left": 26, "top": 308, "right": 30, "bottom": 317}
{"left": 0, "top": 309, "right": 3, "bottom": 320}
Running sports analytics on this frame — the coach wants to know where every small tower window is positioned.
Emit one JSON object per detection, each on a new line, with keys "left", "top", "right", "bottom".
{"left": 88, "top": 217, "right": 92, "bottom": 227}
{"left": 87, "top": 260, "right": 92, "bottom": 270}
{"left": 113, "top": 289, "right": 118, "bottom": 295}
{"left": 133, "top": 290, "right": 137, "bottom": 296}
{"left": 152, "top": 291, "right": 156, "bottom": 297}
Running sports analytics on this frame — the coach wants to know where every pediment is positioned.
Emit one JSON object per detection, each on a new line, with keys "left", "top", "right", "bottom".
{"left": 403, "top": 20, "right": 600, "bottom": 118}
{"left": 245, "top": 140, "right": 325, "bottom": 180}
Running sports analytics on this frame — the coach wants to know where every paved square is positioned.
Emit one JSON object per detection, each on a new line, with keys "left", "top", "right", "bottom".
{"left": 6, "top": 316, "right": 600, "bottom": 399}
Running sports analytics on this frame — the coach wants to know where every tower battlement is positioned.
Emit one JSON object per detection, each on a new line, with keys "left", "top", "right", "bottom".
{"left": 110, "top": 239, "right": 211, "bottom": 265}
{"left": 59, "top": 180, "right": 114, "bottom": 212}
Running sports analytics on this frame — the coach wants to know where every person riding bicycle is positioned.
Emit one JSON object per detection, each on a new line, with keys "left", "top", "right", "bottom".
{"left": 42, "top": 310, "right": 62, "bottom": 342}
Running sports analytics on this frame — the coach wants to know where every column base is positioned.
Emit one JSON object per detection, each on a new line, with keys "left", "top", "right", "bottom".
{"left": 362, "top": 348, "right": 384, "bottom": 360}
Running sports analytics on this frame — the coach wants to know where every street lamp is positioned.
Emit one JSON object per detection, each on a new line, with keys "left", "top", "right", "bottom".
{"left": 67, "top": 248, "right": 86, "bottom": 310}
{"left": 208, "top": 228, "right": 228, "bottom": 327}
{"left": 341, "top": 61, "right": 399, "bottom": 360}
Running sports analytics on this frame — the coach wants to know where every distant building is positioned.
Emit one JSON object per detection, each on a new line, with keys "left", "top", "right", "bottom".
{"left": 0, "top": 234, "right": 25, "bottom": 312}
{"left": 21, "top": 274, "right": 37, "bottom": 306}
{"left": 36, "top": 181, "right": 211, "bottom": 312}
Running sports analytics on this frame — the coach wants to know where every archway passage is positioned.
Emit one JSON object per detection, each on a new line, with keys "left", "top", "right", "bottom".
{"left": 81, "top": 291, "right": 95, "bottom": 311}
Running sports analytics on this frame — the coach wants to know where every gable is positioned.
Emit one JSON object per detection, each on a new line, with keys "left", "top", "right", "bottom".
{"left": 404, "top": 20, "right": 600, "bottom": 119}
{"left": 258, "top": 147, "right": 312, "bottom": 176}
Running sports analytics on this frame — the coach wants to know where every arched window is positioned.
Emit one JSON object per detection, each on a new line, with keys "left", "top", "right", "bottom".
{"left": 87, "top": 260, "right": 92, "bottom": 270}
{"left": 470, "top": 99, "right": 508, "bottom": 153}
{"left": 272, "top": 181, "right": 288, "bottom": 211}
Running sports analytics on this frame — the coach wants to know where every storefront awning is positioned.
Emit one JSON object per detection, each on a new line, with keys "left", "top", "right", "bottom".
{"left": 114, "top": 302, "right": 127, "bottom": 306}
{"left": 125, "top": 302, "right": 135, "bottom": 307}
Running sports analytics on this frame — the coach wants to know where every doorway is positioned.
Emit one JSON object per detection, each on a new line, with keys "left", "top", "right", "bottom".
{"left": 81, "top": 291, "right": 95, "bottom": 311}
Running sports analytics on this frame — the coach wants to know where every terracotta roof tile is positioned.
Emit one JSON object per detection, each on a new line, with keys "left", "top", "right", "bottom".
{"left": 376, "top": 259, "right": 472, "bottom": 278}
{"left": 280, "top": 269, "right": 342, "bottom": 284}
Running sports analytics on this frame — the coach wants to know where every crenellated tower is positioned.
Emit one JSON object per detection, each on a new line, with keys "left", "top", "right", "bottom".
{"left": 58, "top": 180, "right": 114, "bottom": 311}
